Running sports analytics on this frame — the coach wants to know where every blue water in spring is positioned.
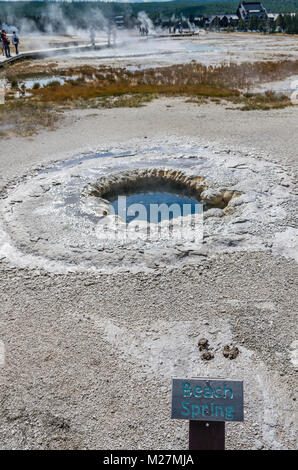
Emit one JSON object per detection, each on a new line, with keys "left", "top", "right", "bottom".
{"left": 110, "top": 191, "right": 202, "bottom": 224}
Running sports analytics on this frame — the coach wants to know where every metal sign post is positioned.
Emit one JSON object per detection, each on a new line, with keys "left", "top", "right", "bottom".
{"left": 189, "top": 421, "right": 225, "bottom": 450}
{"left": 171, "top": 378, "right": 244, "bottom": 450}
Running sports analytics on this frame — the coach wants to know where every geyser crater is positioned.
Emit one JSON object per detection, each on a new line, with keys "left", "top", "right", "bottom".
{"left": 85, "top": 168, "right": 236, "bottom": 221}
{"left": 0, "top": 139, "right": 294, "bottom": 273}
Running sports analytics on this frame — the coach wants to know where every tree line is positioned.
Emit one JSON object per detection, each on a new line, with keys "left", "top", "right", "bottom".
{"left": 274, "top": 13, "right": 298, "bottom": 33}
{"left": 229, "top": 14, "right": 298, "bottom": 33}
{"left": 1, "top": 1, "right": 298, "bottom": 33}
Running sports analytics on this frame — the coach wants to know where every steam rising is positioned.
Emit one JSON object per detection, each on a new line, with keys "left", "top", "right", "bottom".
{"left": 1, "top": 3, "right": 157, "bottom": 41}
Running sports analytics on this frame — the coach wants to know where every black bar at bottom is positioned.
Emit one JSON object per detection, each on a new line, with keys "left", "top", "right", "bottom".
{"left": 189, "top": 420, "right": 225, "bottom": 450}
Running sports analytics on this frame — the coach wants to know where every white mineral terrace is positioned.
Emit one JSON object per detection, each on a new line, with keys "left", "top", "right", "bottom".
{"left": 0, "top": 138, "right": 296, "bottom": 274}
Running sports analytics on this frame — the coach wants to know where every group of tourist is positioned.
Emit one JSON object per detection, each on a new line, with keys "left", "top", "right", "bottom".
{"left": 169, "top": 24, "right": 184, "bottom": 34}
{"left": 139, "top": 25, "right": 149, "bottom": 36}
{"left": 0, "top": 30, "right": 19, "bottom": 58}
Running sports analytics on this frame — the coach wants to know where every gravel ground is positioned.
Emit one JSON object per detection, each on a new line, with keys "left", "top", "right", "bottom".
{"left": 0, "top": 99, "right": 297, "bottom": 450}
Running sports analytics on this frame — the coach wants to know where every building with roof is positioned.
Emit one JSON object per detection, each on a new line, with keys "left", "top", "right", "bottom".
{"left": 267, "top": 13, "right": 279, "bottom": 22}
{"left": 225, "top": 15, "right": 240, "bottom": 27}
{"left": 209, "top": 14, "right": 239, "bottom": 29}
{"left": 236, "top": 2, "right": 268, "bottom": 21}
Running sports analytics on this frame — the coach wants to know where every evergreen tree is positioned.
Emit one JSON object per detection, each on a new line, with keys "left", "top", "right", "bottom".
{"left": 270, "top": 20, "right": 277, "bottom": 33}
{"left": 259, "top": 20, "right": 267, "bottom": 33}
{"left": 238, "top": 18, "right": 246, "bottom": 31}
{"left": 284, "top": 14, "right": 292, "bottom": 32}
{"left": 213, "top": 16, "right": 220, "bottom": 31}
{"left": 248, "top": 16, "right": 259, "bottom": 31}
{"left": 276, "top": 14, "right": 285, "bottom": 32}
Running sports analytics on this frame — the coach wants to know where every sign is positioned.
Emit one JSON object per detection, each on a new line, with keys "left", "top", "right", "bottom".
{"left": 171, "top": 378, "right": 244, "bottom": 422}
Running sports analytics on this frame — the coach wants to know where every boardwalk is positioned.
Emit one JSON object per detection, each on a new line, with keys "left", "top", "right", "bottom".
{"left": 0, "top": 41, "right": 109, "bottom": 68}
{"left": 0, "top": 33, "right": 200, "bottom": 68}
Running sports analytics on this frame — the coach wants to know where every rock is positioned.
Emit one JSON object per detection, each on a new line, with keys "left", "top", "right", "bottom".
{"left": 201, "top": 350, "right": 214, "bottom": 361}
{"left": 204, "top": 208, "right": 225, "bottom": 218}
{"left": 223, "top": 345, "right": 240, "bottom": 360}
{"left": 198, "top": 337, "right": 209, "bottom": 351}
{"left": 222, "top": 190, "right": 234, "bottom": 203}
{"left": 200, "top": 189, "right": 224, "bottom": 208}
{"left": 198, "top": 338, "right": 214, "bottom": 360}
{"left": 90, "top": 168, "right": 206, "bottom": 200}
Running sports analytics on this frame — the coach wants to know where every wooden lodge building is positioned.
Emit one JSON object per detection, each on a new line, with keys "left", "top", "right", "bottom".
{"left": 236, "top": 2, "right": 268, "bottom": 22}
{"left": 156, "top": 2, "right": 295, "bottom": 31}
{"left": 208, "top": 2, "right": 276, "bottom": 29}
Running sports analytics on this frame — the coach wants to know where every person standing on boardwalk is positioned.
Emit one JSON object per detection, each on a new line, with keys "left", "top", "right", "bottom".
{"left": 1, "top": 30, "right": 11, "bottom": 58}
{"left": 0, "top": 35, "right": 4, "bottom": 56}
{"left": 12, "top": 31, "right": 19, "bottom": 55}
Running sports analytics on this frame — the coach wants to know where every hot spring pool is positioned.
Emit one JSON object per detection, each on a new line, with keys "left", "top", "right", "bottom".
{"left": 109, "top": 191, "right": 203, "bottom": 224}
